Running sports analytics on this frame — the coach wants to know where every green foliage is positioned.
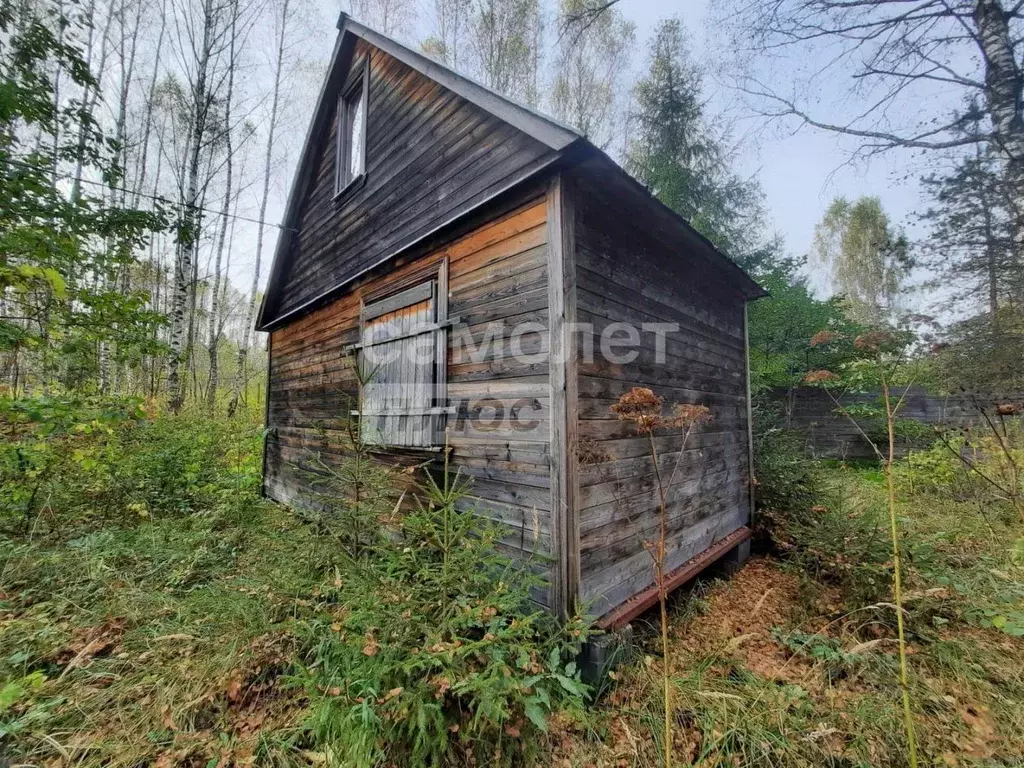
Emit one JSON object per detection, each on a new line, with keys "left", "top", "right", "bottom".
{"left": 746, "top": 267, "right": 859, "bottom": 391}
{"left": 0, "top": 0, "right": 168, "bottom": 392}
{"left": 0, "top": 671, "right": 50, "bottom": 740}
{"left": 812, "top": 197, "right": 911, "bottom": 325}
{"left": 934, "top": 307, "right": 1024, "bottom": 393}
{"left": 0, "top": 395, "right": 263, "bottom": 533}
{"left": 901, "top": 439, "right": 965, "bottom": 495}
{"left": 293, "top": 415, "right": 400, "bottom": 559}
{"left": 295, "top": 466, "right": 592, "bottom": 767}
{"left": 0, "top": 402, "right": 325, "bottom": 765}
{"left": 749, "top": 397, "right": 819, "bottom": 548}
{"left": 919, "top": 139, "right": 1021, "bottom": 315}
{"left": 771, "top": 475, "right": 898, "bottom": 614}
{"left": 625, "top": 17, "right": 768, "bottom": 267}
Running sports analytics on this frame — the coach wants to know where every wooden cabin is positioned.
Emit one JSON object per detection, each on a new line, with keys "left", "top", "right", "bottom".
{"left": 257, "top": 13, "right": 766, "bottom": 626}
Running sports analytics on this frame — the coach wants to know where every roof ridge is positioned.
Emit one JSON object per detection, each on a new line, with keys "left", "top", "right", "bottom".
{"left": 337, "top": 12, "right": 582, "bottom": 152}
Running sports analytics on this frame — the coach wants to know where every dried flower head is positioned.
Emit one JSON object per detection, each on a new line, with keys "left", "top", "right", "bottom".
{"left": 577, "top": 438, "right": 610, "bottom": 466}
{"left": 853, "top": 331, "right": 893, "bottom": 352}
{"left": 610, "top": 387, "right": 664, "bottom": 434}
{"left": 667, "top": 403, "right": 713, "bottom": 429}
{"left": 804, "top": 369, "right": 840, "bottom": 385}
{"left": 997, "top": 403, "right": 1018, "bottom": 416}
{"left": 809, "top": 330, "right": 840, "bottom": 348}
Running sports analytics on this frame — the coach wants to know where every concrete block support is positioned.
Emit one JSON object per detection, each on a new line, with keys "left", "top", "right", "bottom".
{"left": 579, "top": 624, "right": 635, "bottom": 687}
{"left": 720, "top": 538, "right": 751, "bottom": 575}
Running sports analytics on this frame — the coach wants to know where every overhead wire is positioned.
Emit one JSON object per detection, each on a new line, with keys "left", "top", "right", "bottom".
{"left": 3, "top": 156, "right": 295, "bottom": 231}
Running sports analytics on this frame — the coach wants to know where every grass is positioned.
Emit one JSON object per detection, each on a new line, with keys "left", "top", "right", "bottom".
{"left": 0, "top": 491, "right": 325, "bottom": 766}
{"left": 3, "top": 421, "right": 1024, "bottom": 766}
{"left": 555, "top": 464, "right": 1024, "bottom": 767}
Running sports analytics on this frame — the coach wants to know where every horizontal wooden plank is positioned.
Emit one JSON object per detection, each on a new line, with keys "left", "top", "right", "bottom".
{"left": 597, "top": 526, "right": 752, "bottom": 629}
{"left": 583, "top": 506, "right": 749, "bottom": 617}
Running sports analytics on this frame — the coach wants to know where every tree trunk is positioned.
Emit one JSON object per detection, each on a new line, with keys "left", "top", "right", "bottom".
{"left": 69, "top": 0, "right": 112, "bottom": 204}
{"left": 133, "top": 0, "right": 167, "bottom": 204}
{"left": 231, "top": 0, "right": 290, "bottom": 415}
{"left": 974, "top": 0, "right": 1024, "bottom": 263}
{"left": 100, "top": 0, "right": 144, "bottom": 395}
{"left": 168, "top": 0, "right": 217, "bottom": 413}
{"left": 207, "top": 0, "right": 238, "bottom": 412}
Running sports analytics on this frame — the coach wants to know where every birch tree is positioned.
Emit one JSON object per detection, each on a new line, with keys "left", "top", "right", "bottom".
{"left": 349, "top": 0, "right": 414, "bottom": 37}
{"left": 205, "top": 0, "right": 239, "bottom": 411}
{"left": 99, "top": 0, "right": 147, "bottom": 393}
{"left": 551, "top": 0, "right": 634, "bottom": 150}
{"left": 422, "top": 0, "right": 470, "bottom": 66}
{"left": 165, "top": 0, "right": 235, "bottom": 411}
{"left": 231, "top": 0, "right": 293, "bottom": 414}
{"left": 812, "top": 197, "right": 911, "bottom": 325}
{"left": 467, "top": 0, "right": 542, "bottom": 104}
{"left": 718, "top": 0, "right": 1024, "bottom": 261}
{"left": 1, "top": 0, "right": 163, "bottom": 395}
{"left": 68, "top": 0, "right": 112, "bottom": 204}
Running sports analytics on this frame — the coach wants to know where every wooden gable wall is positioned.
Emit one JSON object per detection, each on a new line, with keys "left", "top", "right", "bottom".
{"left": 265, "top": 197, "right": 557, "bottom": 606}
{"left": 567, "top": 165, "right": 754, "bottom": 618}
{"left": 263, "top": 38, "right": 559, "bottom": 324}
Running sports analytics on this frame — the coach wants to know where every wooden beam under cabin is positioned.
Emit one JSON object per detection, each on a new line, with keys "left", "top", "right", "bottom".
{"left": 596, "top": 526, "right": 753, "bottom": 630}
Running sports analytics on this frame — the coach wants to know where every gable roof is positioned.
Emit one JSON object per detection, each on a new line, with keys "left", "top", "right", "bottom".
{"left": 257, "top": 15, "right": 763, "bottom": 331}
{"left": 341, "top": 15, "right": 581, "bottom": 151}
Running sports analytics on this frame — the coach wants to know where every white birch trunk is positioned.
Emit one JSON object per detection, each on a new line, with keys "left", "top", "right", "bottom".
{"left": 231, "top": 0, "right": 291, "bottom": 414}
{"left": 168, "top": 0, "right": 217, "bottom": 412}
{"left": 206, "top": 0, "right": 238, "bottom": 411}
{"left": 974, "top": 0, "right": 1024, "bottom": 261}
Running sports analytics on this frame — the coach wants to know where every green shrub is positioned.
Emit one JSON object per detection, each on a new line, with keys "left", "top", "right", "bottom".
{"left": 0, "top": 394, "right": 264, "bottom": 534}
{"left": 767, "top": 473, "right": 897, "bottom": 614}
{"left": 0, "top": 394, "right": 145, "bottom": 532}
{"left": 750, "top": 397, "right": 819, "bottom": 550}
{"left": 900, "top": 438, "right": 966, "bottom": 496}
{"left": 105, "top": 409, "right": 263, "bottom": 518}
{"left": 294, "top": 466, "right": 592, "bottom": 767}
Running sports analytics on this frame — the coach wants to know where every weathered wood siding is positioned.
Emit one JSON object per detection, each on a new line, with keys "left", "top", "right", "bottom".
{"left": 262, "top": 38, "right": 558, "bottom": 324}
{"left": 569, "top": 167, "right": 753, "bottom": 618}
{"left": 265, "top": 200, "right": 555, "bottom": 605}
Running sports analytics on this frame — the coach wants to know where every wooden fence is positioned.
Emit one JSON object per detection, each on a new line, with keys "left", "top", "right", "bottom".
{"left": 772, "top": 387, "right": 1023, "bottom": 459}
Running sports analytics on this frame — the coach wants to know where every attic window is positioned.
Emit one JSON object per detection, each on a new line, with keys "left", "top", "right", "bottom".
{"left": 354, "top": 262, "right": 455, "bottom": 448}
{"left": 335, "top": 64, "right": 367, "bottom": 195}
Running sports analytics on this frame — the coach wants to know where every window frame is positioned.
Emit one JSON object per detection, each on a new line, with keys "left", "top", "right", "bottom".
{"left": 335, "top": 58, "right": 369, "bottom": 198}
{"left": 350, "top": 259, "right": 455, "bottom": 449}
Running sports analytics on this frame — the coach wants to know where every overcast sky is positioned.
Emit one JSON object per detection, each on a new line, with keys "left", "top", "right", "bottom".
{"left": 251, "top": 0, "right": 933, "bottom": 305}
{"left": 661, "top": 1, "right": 924, "bottom": 275}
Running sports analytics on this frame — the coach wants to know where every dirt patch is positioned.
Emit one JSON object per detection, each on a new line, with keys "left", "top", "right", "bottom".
{"left": 673, "top": 557, "right": 813, "bottom": 684}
